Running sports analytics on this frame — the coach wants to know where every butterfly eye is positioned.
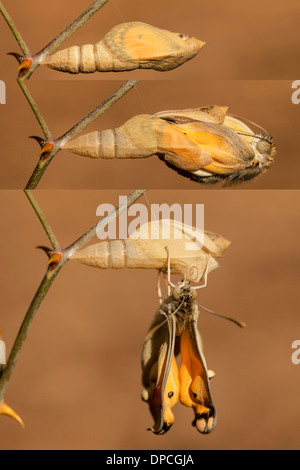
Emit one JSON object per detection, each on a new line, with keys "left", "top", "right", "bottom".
{"left": 190, "top": 289, "right": 197, "bottom": 301}
{"left": 256, "top": 138, "right": 273, "bottom": 155}
{"left": 173, "top": 287, "right": 182, "bottom": 300}
{"left": 179, "top": 34, "right": 189, "bottom": 40}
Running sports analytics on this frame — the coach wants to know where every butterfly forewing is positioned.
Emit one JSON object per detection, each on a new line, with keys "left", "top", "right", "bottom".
{"left": 142, "top": 308, "right": 178, "bottom": 434}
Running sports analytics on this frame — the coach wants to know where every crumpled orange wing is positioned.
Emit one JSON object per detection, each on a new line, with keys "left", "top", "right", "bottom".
{"left": 171, "top": 121, "right": 255, "bottom": 175}
{"left": 155, "top": 120, "right": 213, "bottom": 172}
{"left": 141, "top": 312, "right": 179, "bottom": 434}
{"left": 179, "top": 323, "right": 216, "bottom": 434}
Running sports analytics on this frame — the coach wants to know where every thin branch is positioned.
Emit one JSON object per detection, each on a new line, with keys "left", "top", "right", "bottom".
{"left": 57, "top": 80, "right": 140, "bottom": 147}
{"left": 24, "top": 190, "right": 60, "bottom": 250}
{"left": 65, "top": 189, "right": 147, "bottom": 258}
{"left": 25, "top": 80, "right": 140, "bottom": 189}
{"left": 0, "top": 2, "right": 31, "bottom": 56}
{"left": 26, "top": 0, "right": 110, "bottom": 79}
{"left": 18, "top": 79, "right": 52, "bottom": 140}
{"left": 0, "top": 189, "right": 146, "bottom": 404}
{"left": 0, "top": 270, "right": 61, "bottom": 404}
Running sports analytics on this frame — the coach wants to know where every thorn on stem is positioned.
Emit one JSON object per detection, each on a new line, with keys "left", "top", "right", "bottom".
{"left": 40, "top": 141, "right": 55, "bottom": 162}
{"left": 29, "top": 136, "right": 46, "bottom": 148}
{"left": 48, "top": 251, "right": 63, "bottom": 270}
{"left": 0, "top": 400, "right": 25, "bottom": 429}
{"left": 17, "top": 57, "right": 33, "bottom": 77}
{"left": 7, "top": 52, "right": 24, "bottom": 63}
{"left": 36, "top": 246, "right": 53, "bottom": 258}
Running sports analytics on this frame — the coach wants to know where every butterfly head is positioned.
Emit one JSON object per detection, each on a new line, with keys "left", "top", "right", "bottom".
{"left": 175, "top": 33, "right": 206, "bottom": 55}
{"left": 172, "top": 281, "right": 197, "bottom": 303}
{"left": 253, "top": 133, "right": 275, "bottom": 167}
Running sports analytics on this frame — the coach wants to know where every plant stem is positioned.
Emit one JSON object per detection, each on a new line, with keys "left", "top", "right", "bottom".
{"left": 0, "top": 2, "right": 31, "bottom": 56}
{"left": 0, "top": 270, "right": 61, "bottom": 403}
{"left": 25, "top": 80, "right": 140, "bottom": 189}
{"left": 26, "top": 0, "right": 111, "bottom": 79}
{"left": 24, "top": 190, "right": 60, "bottom": 250}
{"left": 57, "top": 80, "right": 140, "bottom": 147}
{"left": 18, "top": 79, "right": 52, "bottom": 140}
{"left": 0, "top": 189, "right": 146, "bottom": 404}
{"left": 65, "top": 189, "right": 147, "bottom": 258}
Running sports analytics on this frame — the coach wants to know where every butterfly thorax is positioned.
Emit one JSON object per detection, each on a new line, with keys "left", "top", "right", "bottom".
{"left": 161, "top": 282, "right": 199, "bottom": 334}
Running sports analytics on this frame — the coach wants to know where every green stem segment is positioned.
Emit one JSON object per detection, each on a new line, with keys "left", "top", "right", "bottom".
{"left": 57, "top": 80, "right": 140, "bottom": 147}
{"left": 0, "top": 270, "right": 61, "bottom": 403}
{"left": 24, "top": 191, "right": 60, "bottom": 251}
{"left": 0, "top": 189, "right": 146, "bottom": 404}
{"left": 65, "top": 190, "right": 147, "bottom": 257}
{"left": 0, "top": 1, "right": 31, "bottom": 56}
{"left": 18, "top": 79, "right": 52, "bottom": 140}
{"left": 25, "top": 80, "right": 140, "bottom": 189}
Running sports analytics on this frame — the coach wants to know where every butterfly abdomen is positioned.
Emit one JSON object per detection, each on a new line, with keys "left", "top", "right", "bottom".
{"left": 62, "top": 115, "right": 158, "bottom": 159}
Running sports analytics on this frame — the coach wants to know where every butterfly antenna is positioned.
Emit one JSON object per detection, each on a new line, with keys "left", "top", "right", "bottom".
{"left": 229, "top": 114, "right": 271, "bottom": 137}
{"left": 194, "top": 301, "right": 246, "bottom": 328}
{"left": 235, "top": 130, "right": 273, "bottom": 144}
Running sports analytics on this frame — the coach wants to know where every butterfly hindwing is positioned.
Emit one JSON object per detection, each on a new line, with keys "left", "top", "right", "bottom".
{"left": 179, "top": 317, "right": 217, "bottom": 434}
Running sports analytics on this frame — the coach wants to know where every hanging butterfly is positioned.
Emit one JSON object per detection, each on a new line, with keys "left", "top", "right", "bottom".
{"left": 141, "top": 253, "right": 245, "bottom": 434}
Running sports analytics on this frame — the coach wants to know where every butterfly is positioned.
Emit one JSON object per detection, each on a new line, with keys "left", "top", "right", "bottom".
{"left": 141, "top": 252, "right": 245, "bottom": 434}
{"left": 63, "top": 106, "right": 275, "bottom": 186}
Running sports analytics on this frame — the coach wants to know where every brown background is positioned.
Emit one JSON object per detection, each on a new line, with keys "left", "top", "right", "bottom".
{"left": 0, "top": 190, "right": 299, "bottom": 450}
{"left": 0, "top": 0, "right": 300, "bottom": 452}
{"left": 1, "top": 0, "right": 300, "bottom": 81}
{"left": 0, "top": 80, "right": 299, "bottom": 189}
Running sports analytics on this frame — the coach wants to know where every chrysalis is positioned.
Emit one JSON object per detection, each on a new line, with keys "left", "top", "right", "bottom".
{"left": 62, "top": 106, "right": 275, "bottom": 185}
{"left": 70, "top": 219, "right": 231, "bottom": 283}
{"left": 41, "top": 22, "right": 205, "bottom": 73}
{"left": 141, "top": 279, "right": 216, "bottom": 434}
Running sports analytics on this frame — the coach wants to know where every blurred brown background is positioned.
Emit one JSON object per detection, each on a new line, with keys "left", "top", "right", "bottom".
{"left": 0, "top": 190, "right": 299, "bottom": 450}
{"left": 0, "top": 80, "right": 299, "bottom": 189}
{"left": 1, "top": 0, "right": 300, "bottom": 81}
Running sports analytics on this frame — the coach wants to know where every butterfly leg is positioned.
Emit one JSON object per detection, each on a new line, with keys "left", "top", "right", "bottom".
{"left": 194, "top": 255, "right": 212, "bottom": 290}
{"left": 164, "top": 246, "right": 176, "bottom": 296}
{"left": 157, "top": 270, "right": 163, "bottom": 305}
